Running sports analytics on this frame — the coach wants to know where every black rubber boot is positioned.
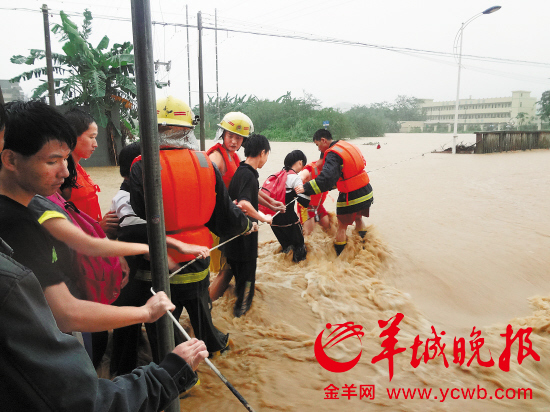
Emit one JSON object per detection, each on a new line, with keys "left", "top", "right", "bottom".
{"left": 234, "top": 281, "right": 254, "bottom": 318}
{"left": 292, "top": 244, "right": 307, "bottom": 263}
{"left": 334, "top": 242, "right": 346, "bottom": 256}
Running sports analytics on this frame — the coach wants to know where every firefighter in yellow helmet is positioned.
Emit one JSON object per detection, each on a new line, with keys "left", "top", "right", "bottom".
{"left": 207, "top": 112, "right": 253, "bottom": 187}
{"left": 156, "top": 96, "right": 199, "bottom": 149}
{"left": 128, "top": 96, "right": 253, "bottom": 359}
{"left": 207, "top": 112, "right": 284, "bottom": 301}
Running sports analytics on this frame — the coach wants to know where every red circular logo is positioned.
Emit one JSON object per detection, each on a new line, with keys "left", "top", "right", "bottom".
{"left": 314, "top": 322, "right": 364, "bottom": 373}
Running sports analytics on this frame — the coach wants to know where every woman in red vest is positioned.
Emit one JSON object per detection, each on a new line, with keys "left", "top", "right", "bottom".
{"left": 64, "top": 108, "right": 119, "bottom": 366}
{"left": 65, "top": 108, "right": 118, "bottom": 238}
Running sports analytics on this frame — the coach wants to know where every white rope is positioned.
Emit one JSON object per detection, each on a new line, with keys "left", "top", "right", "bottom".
{"left": 168, "top": 197, "right": 298, "bottom": 278}
{"left": 150, "top": 288, "right": 256, "bottom": 411}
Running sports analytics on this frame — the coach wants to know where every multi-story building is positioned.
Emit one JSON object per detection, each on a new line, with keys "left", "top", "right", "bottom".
{"left": 421, "top": 91, "right": 538, "bottom": 132}
{"left": 0, "top": 79, "right": 25, "bottom": 102}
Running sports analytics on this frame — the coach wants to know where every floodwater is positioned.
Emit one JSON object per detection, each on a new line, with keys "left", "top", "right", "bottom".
{"left": 89, "top": 133, "right": 550, "bottom": 411}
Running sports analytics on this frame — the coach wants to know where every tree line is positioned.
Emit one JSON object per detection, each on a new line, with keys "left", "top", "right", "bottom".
{"left": 199, "top": 93, "right": 426, "bottom": 141}
{"left": 9, "top": 9, "right": 550, "bottom": 143}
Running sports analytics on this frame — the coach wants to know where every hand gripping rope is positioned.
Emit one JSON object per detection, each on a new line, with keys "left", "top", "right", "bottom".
{"left": 168, "top": 197, "right": 298, "bottom": 278}
{"left": 150, "top": 288, "right": 256, "bottom": 412}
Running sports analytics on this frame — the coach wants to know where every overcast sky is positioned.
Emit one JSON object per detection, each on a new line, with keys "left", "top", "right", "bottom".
{"left": 1, "top": 0, "right": 549, "bottom": 110}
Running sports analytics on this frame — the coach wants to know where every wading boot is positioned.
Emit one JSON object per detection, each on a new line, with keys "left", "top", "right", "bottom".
{"left": 334, "top": 241, "right": 346, "bottom": 256}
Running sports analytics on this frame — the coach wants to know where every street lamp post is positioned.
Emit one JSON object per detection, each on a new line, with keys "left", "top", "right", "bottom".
{"left": 452, "top": 5, "right": 501, "bottom": 154}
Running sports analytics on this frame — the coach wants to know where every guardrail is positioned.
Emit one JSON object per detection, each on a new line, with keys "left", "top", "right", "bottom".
{"left": 475, "top": 131, "right": 550, "bottom": 153}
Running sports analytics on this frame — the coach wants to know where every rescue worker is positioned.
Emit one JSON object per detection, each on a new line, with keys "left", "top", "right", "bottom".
{"left": 207, "top": 112, "right": 283, "bottom": 301}
{"left": 298, "top": 157, "right": 331, "bottom": 235}
{"left": 129, "top": 96, "right": 253, "bottom": 358}
{"left": 299, "top": 129, "right": 373, "bottom": 256}
{"left": 207, "top": 112, "right": 252, "bottom": 294}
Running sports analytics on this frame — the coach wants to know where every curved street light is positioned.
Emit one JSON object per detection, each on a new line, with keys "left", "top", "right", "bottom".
{"left": 452, "top": 6, "right": 501, "bottom": 154}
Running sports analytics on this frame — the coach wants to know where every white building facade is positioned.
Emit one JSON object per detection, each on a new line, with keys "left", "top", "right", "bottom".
{"left": 420, "top": 91, "right": 538, "bottom": 132}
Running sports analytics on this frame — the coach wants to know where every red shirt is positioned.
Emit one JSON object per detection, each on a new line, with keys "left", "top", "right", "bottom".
{"left": 71, "top": 163, "right": 102, "bottom": 221}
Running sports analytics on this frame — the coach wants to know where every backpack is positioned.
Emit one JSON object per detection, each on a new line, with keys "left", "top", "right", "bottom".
{"left": 48, "top": 193, "right": 123, "bottom": 305}
{"left": 258, "top": 169, "right": 295, "bottom": 216}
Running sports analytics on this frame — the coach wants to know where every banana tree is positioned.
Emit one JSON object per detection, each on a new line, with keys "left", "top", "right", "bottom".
{"left": 10, "top": 10, "right": 139, "bottom": 161}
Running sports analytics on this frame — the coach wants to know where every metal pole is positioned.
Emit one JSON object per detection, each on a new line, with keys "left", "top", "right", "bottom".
{"left": 130, "top": 2, "right": 178, "bottom": 412}
{"left": 215, "top": 8, "right": 220, "bottom": 121}
{"left": 42, "top": 4, "right": 56, "bottom": 107}
{"left": 197, "top": 11, "right": 206, "bottom": 151}
{"left": 452, "top": 22, "right": 464, "bottom": 155}
{"left": 186, "top": 5, "right": 191, "bottom": 107}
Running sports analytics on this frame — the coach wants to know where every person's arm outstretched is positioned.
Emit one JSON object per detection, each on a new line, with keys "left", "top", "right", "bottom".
{"left": 44, "top": 282, "right": 175, "bottom": 333}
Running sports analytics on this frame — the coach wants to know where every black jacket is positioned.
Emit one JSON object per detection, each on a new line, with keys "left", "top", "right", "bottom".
{"left": 0, "top": 244, "right": 197, "bottom": 411}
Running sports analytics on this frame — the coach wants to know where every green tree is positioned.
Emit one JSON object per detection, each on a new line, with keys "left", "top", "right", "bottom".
{"left": 392, "top": 95, "right": 426, "bottom": 121}
{"left": 10, "top": 10, "right": 138, "bottom": 151}
{"left": 538, "top": 90, "right": 550, "bottom": 123}
{"left": 515, "top": 112, "right": 528, "bottom": 127}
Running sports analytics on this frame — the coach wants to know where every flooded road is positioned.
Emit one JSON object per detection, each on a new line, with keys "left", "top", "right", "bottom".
{"left": 90, "top": 133, "right": 550, "bottom": 411}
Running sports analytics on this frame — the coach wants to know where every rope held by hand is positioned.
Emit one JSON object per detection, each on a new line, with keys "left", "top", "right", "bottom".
{"left": 150, "top": 288, "right": 256, "bottom": 412}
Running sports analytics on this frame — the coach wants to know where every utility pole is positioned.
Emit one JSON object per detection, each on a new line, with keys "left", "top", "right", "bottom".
{"left": 215, "top": 8, "right": 220, "bottom": 121}
{"left": 42, "top": 4, "right": 56, "bottom": 106}
{"left": 130, "top": 2, "right": 178, "bottom": 412}
{"left": 186, "top": 5, "right": 191, "bottom": 106}
{"left": 197, "top": 11, "right": 205, "bottom": 151}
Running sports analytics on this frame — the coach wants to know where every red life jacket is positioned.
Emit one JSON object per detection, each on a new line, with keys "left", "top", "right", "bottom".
{"left": 206, "top": 143, "right": 240, "bottom": 188}
{"left": 47, "top": 192, "right": 122, "bottom": 304}
{"left": 71, "top": 163, "right": 102, "bottom": 221}
{"left": 324, "top": 141, "right": 370, "bottom": 193}
{"left": 303, "top": 161, "right": 327, "bottom": 207}
{"left": 259, "top": 169, "right": 296, "bottom": 216}
{"left": 134, "top": 149, "right": 216, "bottom": 263}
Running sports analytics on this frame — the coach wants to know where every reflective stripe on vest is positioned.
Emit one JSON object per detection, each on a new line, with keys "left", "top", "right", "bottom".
{"left": 134, "top": 267, "right": 209, "bottom": 285}
{"left": 336, "top": 191, "right": 373, "bottom": 208}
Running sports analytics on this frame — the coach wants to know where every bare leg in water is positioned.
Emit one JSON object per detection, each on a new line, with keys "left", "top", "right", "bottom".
{"left": 209, "top": 265, "right": 233, "bottom": 301}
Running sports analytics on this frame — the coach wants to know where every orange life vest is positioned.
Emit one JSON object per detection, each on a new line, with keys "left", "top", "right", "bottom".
{"left": 134, "top": 149, "right": 216, "bottom": 263}
{"left": 304, "top": 161, "right": 327, "bottom": 207}
{"left": 206, "top": 143, "right": 240, "bottom": 188}
{"left": 324, "top": 141, "right": 370, "bottom": 193}
{"left": 71, "top": 163, "right": 102, "bottom": 221}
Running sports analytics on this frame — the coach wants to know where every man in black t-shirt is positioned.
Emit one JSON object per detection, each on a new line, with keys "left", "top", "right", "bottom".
{"left": 0, "top": 101, "right": 209, "bottom": 411}
{"left": 223, "top": 134, "right": 273, "bottom": 317}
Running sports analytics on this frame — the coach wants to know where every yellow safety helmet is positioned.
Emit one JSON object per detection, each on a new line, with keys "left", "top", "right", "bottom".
{"left": 217, "top": 112, "right": 254, "bottom": 138}
{"left": 157, "top": 96, "right": 195, "bottom": 127}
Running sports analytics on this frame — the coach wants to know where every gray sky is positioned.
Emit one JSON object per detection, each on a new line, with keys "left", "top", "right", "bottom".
{"left": 1, "top": 0, "right": 549, "bottom": 110}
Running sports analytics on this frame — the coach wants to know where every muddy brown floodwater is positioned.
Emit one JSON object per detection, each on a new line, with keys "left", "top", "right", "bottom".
{"left": 87, "top": 133, "right": 550, "bottom": 411}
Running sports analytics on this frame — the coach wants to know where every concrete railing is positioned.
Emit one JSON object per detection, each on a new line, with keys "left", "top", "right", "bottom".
{"left": 475, "top": 131, "right": 550, "bottom": 153}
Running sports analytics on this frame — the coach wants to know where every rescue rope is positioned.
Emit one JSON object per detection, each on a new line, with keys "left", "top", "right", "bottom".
{"left": 299, "top": 137, "right": 458, "bottom": 225}
{"left": 366, "top": 137, "right": 456, "bottom": 173}
{"left": 150, "top": 288, "right": 256, "bottom": 412}
{"left": 169, "top": 197, "right": 298, "bottom": 278}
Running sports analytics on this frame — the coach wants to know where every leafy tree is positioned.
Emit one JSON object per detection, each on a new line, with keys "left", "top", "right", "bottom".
{"left": 538, "top": 90, "right": 550, "bottom": 123}
{"left": 10, "top": 10, "right": 138, "bottom": 158}
{"left": 198, "top": 92, "right": 353, "bottom": 141}
{"left": 515, "top": 111, "right": 529, "bottom": 127}
{"left": 392, "top": 95, "right": 427, "bottom": 121}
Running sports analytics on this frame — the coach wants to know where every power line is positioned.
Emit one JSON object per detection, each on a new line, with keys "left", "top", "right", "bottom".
{"left": 3, "top": 6, "right": 550, "bottom": 70}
